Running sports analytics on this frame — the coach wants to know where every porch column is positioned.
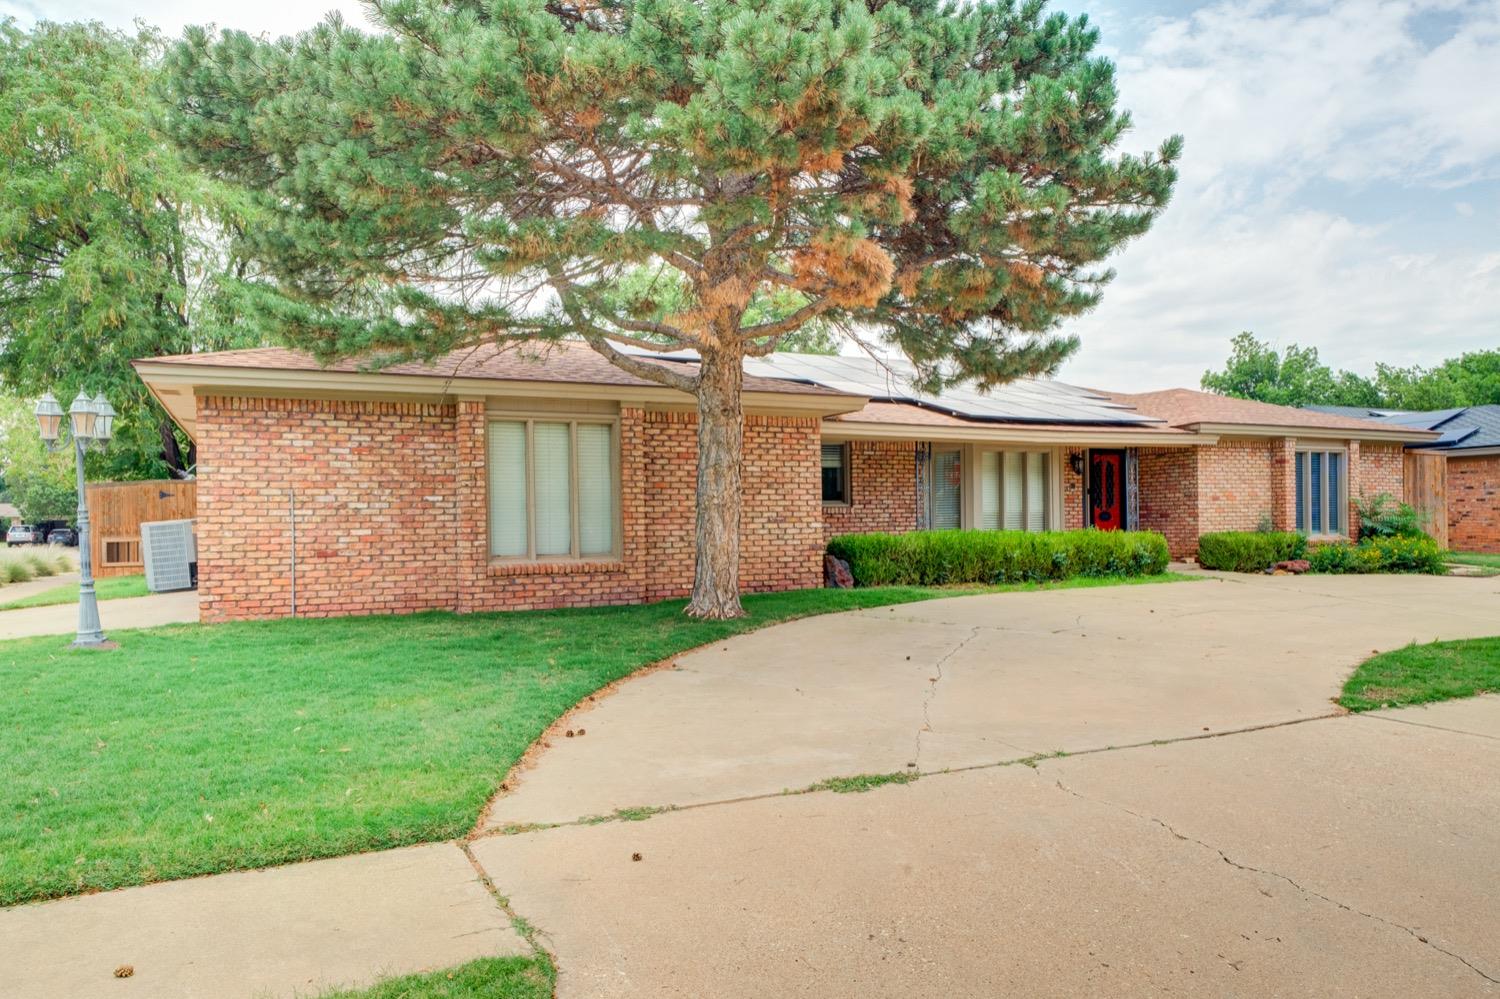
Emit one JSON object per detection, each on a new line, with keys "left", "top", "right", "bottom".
{"left": 1270, "top": 437, "right": 1297, "bottom": 531}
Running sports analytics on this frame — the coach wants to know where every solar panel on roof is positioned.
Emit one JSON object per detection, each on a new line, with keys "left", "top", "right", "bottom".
{"left": 743, "top": 353, "right": 1160, "bottom": 425}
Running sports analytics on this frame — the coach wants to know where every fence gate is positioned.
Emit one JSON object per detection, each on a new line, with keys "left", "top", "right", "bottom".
{"left": 1403, "top": 452, "right": 1447, "bottom": 549}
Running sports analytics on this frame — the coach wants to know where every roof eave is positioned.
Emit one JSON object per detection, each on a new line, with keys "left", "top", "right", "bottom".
{"left": 133, "top": 360, "right": 868, "bottom": 441}
{"left": 822, "top": 421, "right": 1214, "bottom": 447}
{"left": 1181, "top": 421, "right": 1441, "bottom": 443}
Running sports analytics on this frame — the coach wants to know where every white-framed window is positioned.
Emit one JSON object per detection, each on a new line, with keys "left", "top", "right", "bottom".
{"left": 1295, "top": 448, "right": 1345, "bottom": 537}
{"left": 930, "top": 448, "right": 963, "bottom": 529}
{"left": 488, "top": 418, "right": 618, "bottom": 560}
{"left": 822, "top": 442, "right": 850, "bottom": 504}
{"left": 979, "top": 450, "right": 1050, "bottom": 532}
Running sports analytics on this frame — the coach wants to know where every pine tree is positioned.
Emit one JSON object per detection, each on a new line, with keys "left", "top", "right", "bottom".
{"left": 163, "top": 0, "right": 1180, "bottom": 617}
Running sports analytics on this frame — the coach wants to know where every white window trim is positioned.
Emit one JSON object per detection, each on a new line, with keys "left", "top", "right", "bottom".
{"left": 487, "top": 414, "right": 623, "bottom": 563}
{"left": 1295, "top": 446, "right": 1348, "bottom": 540}
{"left": 955, "top": 444, "right": 1062, "bottom": 532}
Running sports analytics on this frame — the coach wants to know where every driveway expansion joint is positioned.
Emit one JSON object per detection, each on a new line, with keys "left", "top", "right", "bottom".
{"left": 1355, "top": 710, "right": 1500, "bottom": 742}
{"left": 1046, "top": 774, "right": 1500, "bottom": 987}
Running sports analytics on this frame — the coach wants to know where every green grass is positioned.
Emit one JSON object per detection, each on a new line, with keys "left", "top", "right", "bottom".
{"left": 1446, "top": 551, "right": 1500, "bottom": 569}
{"left": 315, "top": 956, "right": 555, "bottom": 999}
{"left": 0, "top": 573, "right": 1190, "bottom": 906}
{"left": 1340, "top": 636, "right": 1500, "bottom": 711}
{"left": 0, "top": 574, "right": 148, "bottom": 610}
{"left": 809, "top": 770, "right": 920, "bottom": 793}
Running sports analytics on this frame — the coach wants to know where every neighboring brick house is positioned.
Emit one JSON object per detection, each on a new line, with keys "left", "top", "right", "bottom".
{"left": 135, "top": 344, "right": 1433, "bottom": 622}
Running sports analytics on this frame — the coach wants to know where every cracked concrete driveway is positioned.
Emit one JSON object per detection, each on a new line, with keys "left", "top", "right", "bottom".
{"left": 474, "top": 573, "right": 1500, "bottom": 997}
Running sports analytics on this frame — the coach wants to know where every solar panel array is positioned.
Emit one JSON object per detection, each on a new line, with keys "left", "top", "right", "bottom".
{"left": 742, "top": 353, "right": 1161, "bottom": 426}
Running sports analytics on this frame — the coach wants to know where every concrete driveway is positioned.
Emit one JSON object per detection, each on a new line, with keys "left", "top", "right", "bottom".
{"left": 474, "top": 573, "right": 1500, "bottom": 998}
{"left": 6, "top": 573, "right": 1499, "bottom": 998}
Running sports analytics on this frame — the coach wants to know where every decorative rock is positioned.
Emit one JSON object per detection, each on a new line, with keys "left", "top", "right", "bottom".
{"left": 823, "top": 554, "right": 854, "bottom": 589}
{"left": 1274, "top": 559, "right": 1311, "bottom": 574}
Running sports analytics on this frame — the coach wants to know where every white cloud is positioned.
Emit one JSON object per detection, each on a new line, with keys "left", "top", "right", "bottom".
{"left": 1061, "top": 0, "right": 1500, "bottom": 390}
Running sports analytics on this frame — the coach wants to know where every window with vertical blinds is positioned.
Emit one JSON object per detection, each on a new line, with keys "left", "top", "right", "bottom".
{"left": 1295, "top": 449, "right": 1344, "bottom": 537}
{"left": 488, "top": 419, "right": 617, "bottom": 560}
{"left": 979, "top": 449, "right": 1050, "bottom": 532}
{"left": 931, "top": 449, "right": 962, "bottom": 529}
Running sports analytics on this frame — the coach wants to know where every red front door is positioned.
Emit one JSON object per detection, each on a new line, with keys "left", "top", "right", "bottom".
{"left": 1089, "top": 450, "right": 1124, "bottom": 531}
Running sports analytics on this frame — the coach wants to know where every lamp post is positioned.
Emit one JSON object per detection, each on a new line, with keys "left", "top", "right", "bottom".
{"left": 34, "top": 390, "right": 114, "bottom": 648}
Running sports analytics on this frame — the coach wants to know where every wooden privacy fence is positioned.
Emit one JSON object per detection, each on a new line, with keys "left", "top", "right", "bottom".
{"left": 84, "top": 480, "right": 197, "bottom": 578}
{"left": 1403, "top": 452, "right": 1447, "bottom": 550}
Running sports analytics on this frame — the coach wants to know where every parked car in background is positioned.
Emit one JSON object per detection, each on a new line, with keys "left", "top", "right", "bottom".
{"left": 45, "top": 526, "right": 78, "bottom": 547}
{"left": 5, "top": 524, "right": 39, "bottom": 546}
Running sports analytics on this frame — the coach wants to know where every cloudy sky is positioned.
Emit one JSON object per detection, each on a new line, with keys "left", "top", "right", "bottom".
{"left": 6, "top": 0, "right": 1498, "bottom": 390}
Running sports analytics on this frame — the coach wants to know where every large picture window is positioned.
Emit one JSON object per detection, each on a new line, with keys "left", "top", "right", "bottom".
{"left": 1295, "top": 449, "right": 1344, "bottom": 537}
{"left": 489, "top": 419, "right": 617, "bottom": 560}
{"left": 979, "top": 450, "right": 1050, "bottom": 532}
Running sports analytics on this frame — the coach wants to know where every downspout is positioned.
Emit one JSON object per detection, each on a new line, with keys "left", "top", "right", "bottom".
{"left": 289, "top": 486, "right": 297, "bottom": 618}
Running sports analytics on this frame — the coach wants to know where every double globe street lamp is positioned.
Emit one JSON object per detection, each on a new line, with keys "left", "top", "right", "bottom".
{"left": 33, "top": 391, "right": 116, "bottom": 648}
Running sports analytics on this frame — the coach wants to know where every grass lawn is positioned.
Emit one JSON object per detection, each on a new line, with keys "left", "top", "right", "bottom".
{"left": 1340, "top": 636, "right": 1500, "bottom": 711}
{"left": 0, "top": 574, "right": 148, "bottom": 610}
{"left": 316, "top": 956, "right": 555, "bottom": 999}
{"left": 1446, "top": 551, "right": 1500, "bottom": 569}
{"left": 0, "top": 573, "right": 1190, "bottom": 906}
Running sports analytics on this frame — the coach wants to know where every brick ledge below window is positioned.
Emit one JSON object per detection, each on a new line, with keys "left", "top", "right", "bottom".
{"left": 488, "top": 559, "right": 627, "bottom": 577}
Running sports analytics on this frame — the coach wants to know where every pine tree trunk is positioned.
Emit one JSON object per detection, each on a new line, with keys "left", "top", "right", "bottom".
{"left": 687, "top": 346, "right": 745, "bottom": 619}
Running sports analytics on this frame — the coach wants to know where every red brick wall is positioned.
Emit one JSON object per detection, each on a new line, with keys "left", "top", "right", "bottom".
{"left": 1448, "top": 455, "right": 1500, "bottom": 553}
{"left": 1357, "top": 444, "right": 1405, "bottom": 536}
{"left": 822, "top": 440, "right": 919, "bottom": 539}
{"left": 1062, "top": 452, "right": 1085, "bottom": 530}
{"left": 1136, "top": 448, "right": 1198, "bottom": 557}
{"left": 196, "top": 397, "right": 462, "bottom": 622}
{"left": 1196, "top": 438, "right": 1279, "bottom": 535}
{"left": 197, "top": 397, "right": 821, "bottom": 621}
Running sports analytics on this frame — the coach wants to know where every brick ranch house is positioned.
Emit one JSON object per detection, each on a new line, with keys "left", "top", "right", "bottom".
{"left": 133, "top": 343, "right": 1435, "bottom": 622}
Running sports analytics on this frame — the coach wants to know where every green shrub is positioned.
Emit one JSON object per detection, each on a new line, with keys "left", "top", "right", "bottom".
{"left": 1353, "top": 492, "right": 1428, "bottom": 540}
{"left": 1195, "top": 531, "right": 1307, "bottom": 572}
{"left": 825, "top": 529, "right": 1169, "bottom": 587}
{"left": 1308, "top": 536, "right": 1446, "bottom": 575}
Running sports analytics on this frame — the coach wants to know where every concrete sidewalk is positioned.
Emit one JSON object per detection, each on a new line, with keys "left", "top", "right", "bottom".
{"left": 0, "top": 844, "right": 526, "bottom": 999}
{"left": 0, "top": 589, "right": 198, "bottom": 639}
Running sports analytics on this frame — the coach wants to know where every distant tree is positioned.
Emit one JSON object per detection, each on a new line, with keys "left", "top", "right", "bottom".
{"left": 1201, "top": 332, "right": 1342, "bottom": 407}
{"left": 0, "top": 399, "right": 75, "bottom": 521}
{"left": 1204, "top": 334, "right": 1500, "bottom": 411}
{"left": 0, "top": 20, "right": 259, "bottom": 480}
{"left": 1372, "top": 350, "right": 1500, "bottom": 410}
{"left": 164, "top": 0, "right": 1180, "bottom": 617}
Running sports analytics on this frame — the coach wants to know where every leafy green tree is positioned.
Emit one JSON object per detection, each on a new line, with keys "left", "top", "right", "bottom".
{"left": 0, "top": 20, "right": 258, "bottom": 480}
{"left": 163, "top": 0, "right": 1180, "bottom": 617}
{"left": 1200, "top": 332, "right": 1347, "bottom": 407}
{"left": 1205, "top": 334, "right": 1500, "bottom": 411}
{"left": 0, "top": 398, "right": 76, "bottom": 521}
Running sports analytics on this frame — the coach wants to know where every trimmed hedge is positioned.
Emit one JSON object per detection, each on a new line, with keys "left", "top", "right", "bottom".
{"left": 1308, "top": 535, "right": 1447, "bottom": 575}
{"left": 825, "top": 529, "right": 1170, "bottom": 587}
{"left": 1195, "top": 531, "right": 1307, "bottom": 573}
